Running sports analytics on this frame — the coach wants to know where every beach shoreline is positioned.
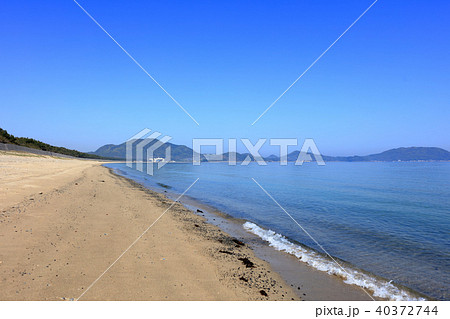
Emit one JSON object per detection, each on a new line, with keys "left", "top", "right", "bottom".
{"left": 0, "top": 153, "right": 298, "bottom": 300}
{"left": 107, "top": 163, "right": 431, "bottom": 301}
{"left": 108, "top": 165, "right": 378, "bottom": 301}
{"left": 1, "top": 152, "right": 422, "bottom": 301}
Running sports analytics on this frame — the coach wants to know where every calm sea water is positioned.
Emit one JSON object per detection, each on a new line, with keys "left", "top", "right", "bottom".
{"left": 105, "top": 162, "right": 450, "bottom": 300}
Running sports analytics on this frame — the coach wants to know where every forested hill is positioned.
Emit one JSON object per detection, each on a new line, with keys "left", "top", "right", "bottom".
{"left": 0, "top": 128, "right": 108, "bottom": 159}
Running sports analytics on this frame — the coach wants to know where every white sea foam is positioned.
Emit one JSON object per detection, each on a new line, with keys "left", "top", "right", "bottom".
{"left": 243, "top": 221, "right": 425, "bottom": 301}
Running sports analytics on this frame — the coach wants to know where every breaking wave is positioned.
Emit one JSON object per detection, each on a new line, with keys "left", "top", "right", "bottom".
{"left": 243, "top": 221, "right": 425, "bottom": 301}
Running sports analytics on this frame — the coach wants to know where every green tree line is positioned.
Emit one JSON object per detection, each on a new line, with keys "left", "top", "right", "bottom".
{"left": 0, "top": 128, "right": 108, "bottom": 159}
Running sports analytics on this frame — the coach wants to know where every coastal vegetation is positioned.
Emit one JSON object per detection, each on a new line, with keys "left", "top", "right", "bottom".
{"left": 0, "top": 128, "right": 108, "bottom": 159}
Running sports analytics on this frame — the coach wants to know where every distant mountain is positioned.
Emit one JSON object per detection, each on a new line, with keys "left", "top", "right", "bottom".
{"left": 0, "top": 128, "right": 108, "bottom": 159}
{"left": 361, "top": 147, "right": 450, "bottom": 161}
{"left": 92, "top": 139, "right": 450, "bottom": 163}
{"left": 91, "top": 141, "right": 266, "bottom": 162}
{"left": 286, "top": 147, "right": 450, "bottom": 162}
{"left": 91, "top": 139, "right": 203, "bottom": 162}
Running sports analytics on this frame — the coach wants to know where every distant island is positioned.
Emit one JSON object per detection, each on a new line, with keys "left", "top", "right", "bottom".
{"left": 1, "top": 128, "right": 449, "bottom": 162}
{"left": 299, "top": 147, "right": 450, "bottom": 162}
{"left": 90, "top": 139, "right": 450, "bottom": 162}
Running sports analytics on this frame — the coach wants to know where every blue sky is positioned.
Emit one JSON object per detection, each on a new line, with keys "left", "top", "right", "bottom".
{"left": 0, "top": 0, "right": 449, "bottom": 156}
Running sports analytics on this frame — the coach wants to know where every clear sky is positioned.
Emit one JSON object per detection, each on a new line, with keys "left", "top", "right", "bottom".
{"left": 0, "top": 0, "right": 449, "bottom": 156}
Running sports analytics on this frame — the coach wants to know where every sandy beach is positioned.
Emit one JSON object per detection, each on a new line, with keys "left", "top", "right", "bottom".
{"left": 0, "top": 152, "right": 301, "bottom": 300}
{"left": 0, "top": 151, "right": 372, "bottom": 301}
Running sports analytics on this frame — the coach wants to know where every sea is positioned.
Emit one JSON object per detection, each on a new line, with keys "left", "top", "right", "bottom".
{"left": 104, "top": 161, "right": 450, "bottom": 301}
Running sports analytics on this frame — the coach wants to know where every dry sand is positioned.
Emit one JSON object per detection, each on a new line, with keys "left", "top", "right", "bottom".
{"left": 0, "top": 152, "right": 299, "bottom": 300}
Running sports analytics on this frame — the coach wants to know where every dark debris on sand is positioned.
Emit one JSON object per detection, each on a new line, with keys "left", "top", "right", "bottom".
{"left": 238, "top": 257, "right": 255, "bottom": 268}
{"left": 165, "top": 202, "right": 300, "bottom": 301}
{"left": 117, "top": 179, "right": 300, "bottom": 301}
